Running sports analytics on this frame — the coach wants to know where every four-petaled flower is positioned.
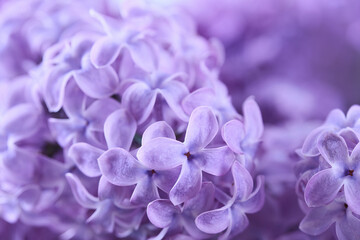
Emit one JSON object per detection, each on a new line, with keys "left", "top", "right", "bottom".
{"left": 305, "top": 132, "right": 360, "bottom": 215}
{"left": 195, "top": 161, "right": 265, "bottom": 239}
{"left": 137, "top": 106, "right": 235, "bottom": 205}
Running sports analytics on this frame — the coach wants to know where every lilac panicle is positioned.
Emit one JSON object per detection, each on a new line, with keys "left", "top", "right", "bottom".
{"left": 0, "top": 0, "right": 266, "bottom": 239}
{"left": 297, "top": 105, "right": 360, "bottom": 239}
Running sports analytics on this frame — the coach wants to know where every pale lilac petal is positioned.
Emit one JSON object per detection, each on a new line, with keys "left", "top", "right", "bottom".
{"left": 184, "top": 182, "right": 215, "bottom": 215}
{"left": 153, "top": 167, "right": 181, "bottom": 193}
{"left": 65, "top": 173, "right": 98, "bottom": 209}
{"left": 68, "top": 142, "right": 103, "bottom": 177}
{"left": 350, "top": 140, "right": 360, "bottom": 168}
{"left": 137, "top": 137, "right": 185, "bottom": 170}
{"left": 83, "top": 98, "right": 121, "bottom": 131}
{"left": 74, "top": 54, "right": 119, "bottom": 98}
{"left": 130, "top": 177, "right": 159, "bottom": 205}
{"left": 239, "top": 175, "right": 265, "bottom": 213}
{"left": 346, "top": 105, "right": 360, "bottom": 126}
{"left": 243, "top": 97, "right": 263, "bottom": 141}
{"left": 325, "top": 109, "right": 346, "bottom": 127}
{"left": 169, "top": 161, "right": 202, "bottom": 205}
{"left": 62, "top": 81, "right": 86, "bottom": 119}
{"left": 305, "top": 169, "right": 344, "bottom": 207}
{"left": 43, "top": 67, "right": 73, "bottom": 112}
{"left": 229, "top": 205, "right": 249, "bottom": 236}
{"left": 17, "top": 186, "right": 41, "bottom": 212}
{"left": 104, "top": 109, "right": 136, "bottom": 150}
{"left": 147, "top": 199, "right": 180, "bottom": 228}
{"left": 48, "top": 118, "right": 83, "bottom": 147}
{"left": 98, "top": 148, "right": 145, "bottom": 186}
{"left": 182, "top": 88, "right": 215, "bottom": 115}
{"left": 195, "top": 146, "right": 234, "bottom": 176}
{"left": 160, "top": 80, "right": 189, "bottom": 121}
{"left": 90, "top": 37, "right": 122, "bottom": 67}
{"left": 184, "top": 106, "right": 218, "bottom": 152}
{"left": 339, "top": 128, "right": 359, "bottom": 151}
{"left": 300, "top": 203, "right": 342, "bottom": 236}
{"left": 232, "top": 161, "right": 253, "bottom": 201}
{"left": 122, "top": 82, "right": 157, "bottom": 124}
{"left": 222, "top": 120, "right": 246, "bottom": 154}
{"left": 142, "top": 121, "right": 175, "bottom": 145}
{"left": 1, "top": 103, "right": 40, "bottom": 138}
{"left": 98, "top": 177, "right": 133, "bottom": 208}
{"left": 126, "top": 40, "right": 157, "bottom": 72}
{"left": 195, "top": 207, "right": 230, "bottom": 234}
{"left": 318, "top": 132, "right": 349, "bottom": 167}
{"left": 344, "top": 180, "right": 360, "bottom": 215}
{"left": 302, "top": 127, "right": 327, "bottom": 156}
{"left": 336, "top": 211, "right": 360, "bottom": 240}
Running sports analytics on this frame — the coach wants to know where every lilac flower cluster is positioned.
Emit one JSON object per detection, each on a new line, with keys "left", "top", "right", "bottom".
{"left": 0, "top": 0, "right": 265, "bottom": 239}
{"left": 296, "top": 106, "right": 360, "bottom": 240}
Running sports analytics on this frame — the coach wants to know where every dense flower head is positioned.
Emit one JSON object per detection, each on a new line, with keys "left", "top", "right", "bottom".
{"left": 296, "top": 105, "right": 360, "bottom": 239}
{"left": 0, "top": 0, "right": 266, "bottom": 239}
{"left": 2, "top": 0, "right": 359, "bottom": 239}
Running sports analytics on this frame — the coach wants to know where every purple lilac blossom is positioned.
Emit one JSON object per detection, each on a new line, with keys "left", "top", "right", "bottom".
{"left": 0, "top": 0, "right": 266, "bottom": 239}
{"left": 2, "top": 0, "right": 359, "bottom": 239}
{"left": 296, "top": 106, "right": 360, "bottom": 239}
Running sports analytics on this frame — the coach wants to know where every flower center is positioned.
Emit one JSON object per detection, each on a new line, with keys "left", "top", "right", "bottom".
{"left": 346, "top": 169, "right": 354, "bottom": 176}
{"left": 184, "top": 152, "right": 192, "bottom": 160}
{"left": 344, "top": 203, "right": 348, "bottom": 209}
{"left": 147, "top": 169, "right": 156, "bottom": 177}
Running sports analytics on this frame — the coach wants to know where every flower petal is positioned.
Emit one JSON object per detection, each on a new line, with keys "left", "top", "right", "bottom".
{"left": 104, "top": 109, "right": 136, "bottom": 150}
{"left": 74, "top": 55, "right": 119, "bottom": 99}
{"left": 184, "top": 106, "right": 218, "bottom": 152}
{"left": 239, "top": 175, "right": 265, "bottom": 213}
{"left": 98, "top": 176, "right": 133, "bottom": 208}
{"left": 159, "top": 80, "right": 189, "bottom": 121}
{"left": 1, "top": 103, "right": 40, "bottom": 138}
{"left": 42, "top": 67, "right": 73, "bottom": 112}
{"left": 142, "top": 121, "right": 175, "bottom": 145}
{"left": 183, "top": 182, "right": 215, "bottom": 215}
{"left": 228, "top": 205, "right": 249, "bottom": 236}
{"left": 243, "top": 97, "right": 263, "bottom": 141}
{"left": 65, "top": 173, "right": 98, "bottom": 209}
{"left": 48, "top": 118, "right": 82, "bottom": 147}
{"left": 153, "top": 167, "right": 181, "bottom": 193}
{"left": 318, "top": 132, "right": 349, "bottom": 167}
{"left": 137, "top": 137, "right": 185, "bottom": 170}
{"left": 130, "top": 177, "right": 159, "bottom": 205}
{"left": 83, "top": 98, "right": 121, "bottom": 131}
{"left": 325, "top": 109, "right": 346, "bottom": 127}
{"left": 122, "top": 82, "right": 157, "bottom": 124}
{"left": 299, "top": 203, "right": 342, "bottom": 236}
{"left": 301, "top": 127, "right": 327, "bottom": 157}
{"left": 232, "top": 161, "right": 254, "bottom": 201}
{"left": 68, "top": 142, "right": 103, "bottom": 177}
{"left": 350, "top": 140, "right": 360, "bottom": 169}
{"left": 305, "top": 168, "right": 344, "bottom": 207}
{"left": 195, "top": 207, "right": 230, "bottom": 234}
{"left": 344, "top": 180, "right": 360, "bottom": 215}
{"left": 98, "top": 148, "right": 145, "bottom": 186}
{"left": 336, "top": 211, "right": 360, "bottom": 240}
{"left": 90, "top": 37, "right": 122, "bottom": 67}
{"left": 195, "top": 146, "right": 234, "bottom": 176}
{"left": 126, "top": 40, "right": 157, "bottom": 72}
{"left": 147, "top": 199, "right": 180, "bottom": 228}
{"left": 169, "top": 161, "right": 202, "bottom": 205}
{"left": 222, "top": 120, "right": 246, "bottom": 154}
{"left": 182, "top": 88, "right": 215, "bottom": 115}
{"left": 347, "top": 105, "right": 360, "bottom": 127}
